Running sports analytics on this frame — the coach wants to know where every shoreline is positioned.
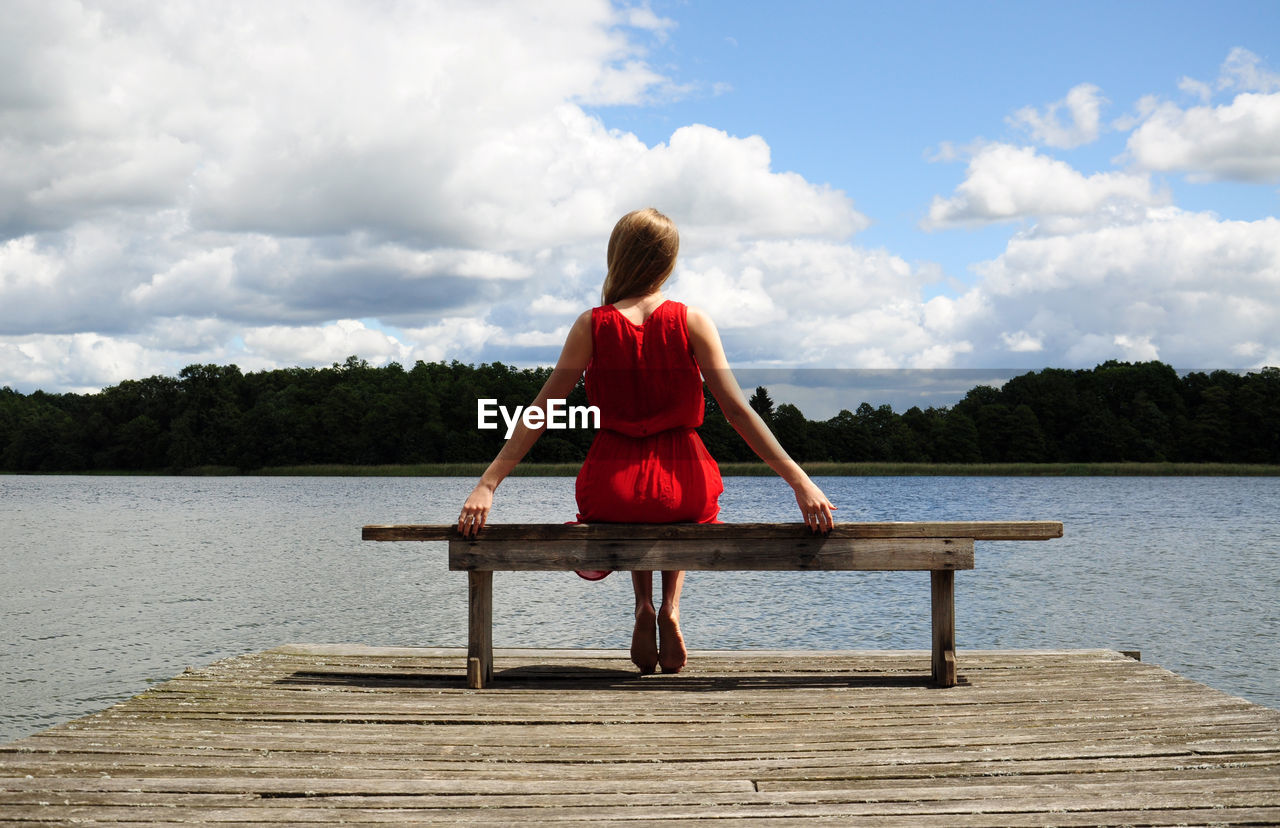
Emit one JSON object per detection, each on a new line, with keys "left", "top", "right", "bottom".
{"left": 6, "top": 461, "right": 1280, "bottom": 477}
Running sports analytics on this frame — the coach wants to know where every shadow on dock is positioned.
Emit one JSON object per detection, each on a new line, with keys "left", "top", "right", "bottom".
{"left": 279, "top": 665, "right": 941, "bottom": 691}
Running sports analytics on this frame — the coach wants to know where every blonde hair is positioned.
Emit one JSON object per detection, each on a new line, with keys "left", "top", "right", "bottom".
{"left": 601, "top": 208, "right": 679, "bottom": 305}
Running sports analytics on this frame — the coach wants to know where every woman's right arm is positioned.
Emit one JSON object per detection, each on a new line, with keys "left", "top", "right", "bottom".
{"left": 457, "top": 310, "right": 593, "bottom": 536}
{"left": 686, "top": 307, "right": 836, "bottom": 533}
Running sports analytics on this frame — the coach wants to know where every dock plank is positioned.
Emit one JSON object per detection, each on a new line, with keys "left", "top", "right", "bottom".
{"left": 2, "top": 646, "right": 1277, "bottom": 825}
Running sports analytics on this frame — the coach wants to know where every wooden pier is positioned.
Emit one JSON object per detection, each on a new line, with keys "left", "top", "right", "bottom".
{"left": 2, "top": 646, "right": 1278, "bottom": 825}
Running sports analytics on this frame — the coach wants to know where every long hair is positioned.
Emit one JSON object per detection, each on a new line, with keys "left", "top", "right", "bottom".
{"left": 601, "top": 208, "right": 680, "bottom": 305}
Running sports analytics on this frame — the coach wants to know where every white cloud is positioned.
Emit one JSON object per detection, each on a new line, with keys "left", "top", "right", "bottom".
{"left": 644, "top": 127, "right": 867, "bottom": 240}
{"left": 397, "top": 317, "right": 507, "bottom": 364}
{"left": 1, "top": 1, "right": 872, "bottom": 392}
{"left": 242, "top": 320, "right": 412, "bottom": 367}
{"left": 1, "top": 10, "right": 1277, "bottom": 397}
{"left": 668, "top": 239, "right": 967, "bottom": 369}
{"left": 924, "top": 144, "right": 1164, "bottom": 229}
{"left": 960, "top": 209, "right": 1280, "bottom": 367}
{"left": 1008, "top": 83, "right": 1107, "bottom": 148}
{"left": 1218, "top": 47, "right": 1280, "bottom": 93}
{"left": 620, "top": 3, "right": 676, "bottom": 35}
{"left": 1124, "top": 48, "right": 1280, "bottom": 183}
{"left": 1000, "top": 331, "right": 1044, "bottom": 352}
{"left": 528, "top": 295, "right": 584, "bottom": 316}
{"left": 918, "top": 49, "right": 1280, "bottom": 371}
{"left": 505, "top": 327, "right": 573, "bottom": 348}
{"left": 668, "top": 260, "right": 779, "bottom": 330}
{"left": 0, "top": 0, "right": 681, "bottom": 246}
{"left": 0, "top": 333, "right": 168, "bottom": 394}
{"left": 128, "top": 246, "right": 241, "bottom": 318}
{"left": 1125, "top": 91, "right": 1280, "bottom": 182}
{"left": 140, "top": 317, "right": 238, "bottom": 354}
{"left": 1178, "top": 76, "right": 1213, "bottom": 104}
{"left": 0, "top": 220, "right": 149, "bottom": 335}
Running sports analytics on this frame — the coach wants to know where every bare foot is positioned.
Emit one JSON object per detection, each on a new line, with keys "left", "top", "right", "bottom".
{"left": 631, "top": 604, "right": 658, "bottom": 674}
{"left": 657, "top": 606, "right": 687, "bottom": 674}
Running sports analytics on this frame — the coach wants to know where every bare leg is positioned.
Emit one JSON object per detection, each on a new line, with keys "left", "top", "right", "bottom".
{"left": 658, "top": 570, "right": 687, "bottom": 674}
{"left": 630, "top": 571, "right": 658, "bottom": 674}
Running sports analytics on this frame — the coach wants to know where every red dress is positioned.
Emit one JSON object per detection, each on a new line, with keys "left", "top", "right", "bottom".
{"left": 575, "top": 300, "right": 723, "bottom": 526}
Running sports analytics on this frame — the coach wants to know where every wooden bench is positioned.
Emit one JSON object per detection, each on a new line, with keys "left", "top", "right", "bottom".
{"left": 361, "top": 521, "right": 1063, "bottom": 689}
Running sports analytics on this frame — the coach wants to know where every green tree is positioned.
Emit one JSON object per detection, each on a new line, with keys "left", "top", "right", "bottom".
{"left": 2, "top": 398, "right": 85, "bottom": 471}
{"left": 934, "top": 412, "right": 981, "bottom": 463}
{"left": 1184, "top": 385, "right": 1232, "bottom": 462}
{"left": 5, "top": 358, "right": 1277, "bottom": 471}
{"left": 167, "top": 364, "right": 246, "bottom": 469}
{"left": 1005, "top": 404, "right": 1047, "bottom": 462}
{"left": 820, "top": 409, "right": 860, "bottom": 462}
{"left": 1234, "top": 367, "right": 1280, "bottom": 462}
{"left": 855, "top": 402, "right": 897, "bottom": 461}
{"left": 900, "top": 406, "right": 943, "bottom": 461}
{"left": 748, "top": 386, "right": 774, "bottom": 425}
{"left": 974, "top": 403, "right": 1014, "bottom": 462}
{"left": 772, "top": 403, "right": 815, "bottom": 461}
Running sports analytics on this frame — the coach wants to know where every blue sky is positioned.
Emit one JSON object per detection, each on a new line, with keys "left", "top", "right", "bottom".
{"left": 599, "top": 1, "right": 1279, "bottom": 286}
{"left": 1, "top": 0, "right": 1278, "bottom": 412}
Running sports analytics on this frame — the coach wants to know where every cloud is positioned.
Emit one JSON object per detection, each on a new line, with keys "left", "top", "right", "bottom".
{"left": 1177, "top": 76, "right": 1213, "bottom": 104}
{"left": 924, "top": 144, "right": 1164, "bottom": 229}
{"left": 1, "top": 10, "right": 1276, "bottom": 399}
{"left": 955, "top": 209, "right": 1280, "bottom": 368}
{"left": 0, "top": 0, "right": 681, "bottom": 246}
{"left": 1218, "top": 46, "right": 1280, "bottom": 93}
{"left": 0, "top": 222, "right": 149, "bottom": 336}
{"left": 914, "top": 49, "right": 1277, "bottom": 369}
{"left": 0, "top": 333, "right": 170, "bottom": 394}
{"left": 670, "top": 239, "right": 967, "bottom": 369}
{"left": 397, "top": 317, "right": 507, "bottom": 364}
{"left": 0, "top": 1, "right": 871, "bottom": 391}
{"left": 242, "top": 320, "right": 413, "bottom": 367}
{"left": 1124, "top": 48, "right": 1280, "bottom": 182}
{"left": 908, "top": 48, "right": 1280, "bottom": 373}
{"left": 1124, "top": 91, "right": 1280, "bottom": 182}
{"left": 1000, "top": 331, "right": 1043, "bottom": 353}
{"left": 619, "top": 3, "right": 677, "bottom": 38}
{"left": 1008, "top": 83, "right": 1107, "bottom": 148}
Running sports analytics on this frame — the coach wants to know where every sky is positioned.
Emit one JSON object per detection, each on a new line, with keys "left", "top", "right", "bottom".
{"left": 2, "top": 0, "right": 1278, "bottom": 414}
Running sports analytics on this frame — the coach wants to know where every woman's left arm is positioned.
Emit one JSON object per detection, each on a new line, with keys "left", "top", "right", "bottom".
{"left": 687, "top": 306, "right": 837, "bottom": 533}
{"left": 458, "top": 310, "right": 593, "bottom": 536}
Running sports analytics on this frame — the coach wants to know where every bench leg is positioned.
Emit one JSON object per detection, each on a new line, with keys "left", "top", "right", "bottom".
{"left": 467, "top": 571, "right": 493, "bottom": 689}
{"left": 931, "top": 570, "right": 957, "bottom": 688}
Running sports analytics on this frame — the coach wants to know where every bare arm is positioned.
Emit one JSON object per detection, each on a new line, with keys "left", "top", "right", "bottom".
{"left": 458, "top": 310, "right": 593, "bottom": 536}
{"left": 686, "top": 306, "right": 836, "bottom": 532}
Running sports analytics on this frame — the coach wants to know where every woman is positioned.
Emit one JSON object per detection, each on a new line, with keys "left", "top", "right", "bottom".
{"left": 459, "top": 208, "right": 836, "bottom": 675}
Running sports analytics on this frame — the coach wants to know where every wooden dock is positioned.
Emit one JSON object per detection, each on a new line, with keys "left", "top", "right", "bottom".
{"left": 2, "top": 646, "right": 1278, "bottom": 825}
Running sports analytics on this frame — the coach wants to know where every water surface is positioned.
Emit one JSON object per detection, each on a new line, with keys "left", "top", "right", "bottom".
{"left": 2, "top": 474, "right": 1276, "bottom": 742}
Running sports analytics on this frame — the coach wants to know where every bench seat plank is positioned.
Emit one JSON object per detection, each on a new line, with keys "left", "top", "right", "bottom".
{"left": 449, "top": 537, "right": 974, "bottom": 572}
{"left": 363, "top": 520, "right": 1062, "bottom": 542}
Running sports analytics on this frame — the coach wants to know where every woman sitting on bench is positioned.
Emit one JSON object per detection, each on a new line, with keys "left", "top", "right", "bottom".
{"left": 459, "top": 208, "right": 836, "bottom": 675}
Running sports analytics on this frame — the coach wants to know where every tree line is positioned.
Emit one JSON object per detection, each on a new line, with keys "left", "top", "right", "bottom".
{"left": 1, "top": 358, "right": 1277, "bottom": 472}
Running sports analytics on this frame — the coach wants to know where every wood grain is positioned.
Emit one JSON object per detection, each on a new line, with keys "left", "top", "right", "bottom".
{"left": 448, "top": 537, "right": 975, "bottom": 572}
{"left": 3, "top": 646, "right": 1276, "bottom": 825}
{"left": 467, "top": 571, "right": 493, "bottom": 690}
{"left": 931, "top": 570, "right": 956, "bottom": 687}
{"left": 362, "top": 520, "right": 1064, "bottom": 543}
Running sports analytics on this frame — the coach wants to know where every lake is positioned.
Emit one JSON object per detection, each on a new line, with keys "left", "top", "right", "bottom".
{"left": 1, "top": 474, "right": 1277, "bottom": 743}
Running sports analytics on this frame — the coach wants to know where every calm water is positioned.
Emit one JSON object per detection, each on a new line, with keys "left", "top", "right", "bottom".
{"left": 2, "top": 474, "right": 1277, "bottom": 742}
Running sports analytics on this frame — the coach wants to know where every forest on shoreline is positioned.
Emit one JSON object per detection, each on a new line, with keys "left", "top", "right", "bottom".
{"left": 2, "top": 358, "right": 1277, "bottom": 473}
